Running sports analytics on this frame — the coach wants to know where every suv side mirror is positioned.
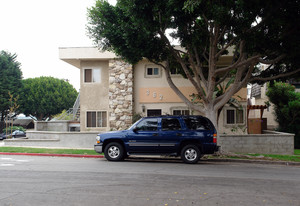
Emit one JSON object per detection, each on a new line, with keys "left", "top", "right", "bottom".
{"left": 133, "top": 127, "right": 139, "bottom": 133}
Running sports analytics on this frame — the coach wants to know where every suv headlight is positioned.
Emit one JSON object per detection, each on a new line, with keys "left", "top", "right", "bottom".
{"left": 96, "top": 135, "right": 101, "bottom": 143}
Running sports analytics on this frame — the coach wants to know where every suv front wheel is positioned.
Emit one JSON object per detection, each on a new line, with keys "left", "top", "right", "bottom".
{"left": 104, "top": 142, "right": 125, "bottom": 161}
{"left": 181, "top": 144, "right": 201, "bottom": 164}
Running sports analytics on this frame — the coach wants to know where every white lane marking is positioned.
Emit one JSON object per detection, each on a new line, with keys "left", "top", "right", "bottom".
{"left": 0, "top": 157, "right": 32, "bottom": 167}
{"left": 1, "top": 163, "right": 14, "bottom": 166}
{"left": 1, "top": 158, "right": 13, "bottom": 160}
{"left": 16, "top": 159, "right": 31, "bottom": 162}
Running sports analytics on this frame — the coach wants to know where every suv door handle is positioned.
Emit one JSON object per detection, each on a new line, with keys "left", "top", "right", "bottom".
{"left": 176, "top": 133, "right": 182, "bottom": 136}
{"left": 152, "top": 133, "right": 158, "bottom": 136}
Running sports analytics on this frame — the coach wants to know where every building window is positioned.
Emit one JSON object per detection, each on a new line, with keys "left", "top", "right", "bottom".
{"left": 226, "top": 108, "right": 244, "bottom": 125}
{"left": 173, "top": 109, "right": 190, "bottom": 115}
{"left": 170, "top": 67, "right": 181, "bottom": 76}
{"left": 87, "top": 111, "right": 107, "bottom": 127}
{"left": 84, "top": 68, "right": 101, "bottom": 83}
{"left": 145, "top": 65, "right": 161, "bottom": 78}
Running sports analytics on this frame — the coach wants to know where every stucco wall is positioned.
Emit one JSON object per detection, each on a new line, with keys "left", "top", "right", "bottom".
{"left": 251, "top": 84, "right": 278, "bottom": 130}
{"left": 35, "top": 121, "right": 69, "bottom": 132}
{"left": 218, "top": 130, "right": 294, "bottom": 155}
{"left": 133, "top": 60, "right": 248, "bottom": 134}
{"left": 80, "top": 61, "right": 110, "bottom": 132}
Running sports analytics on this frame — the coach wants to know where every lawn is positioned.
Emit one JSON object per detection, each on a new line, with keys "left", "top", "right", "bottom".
{"left": 0, "top": 147, "right": 102, "bottom": 155}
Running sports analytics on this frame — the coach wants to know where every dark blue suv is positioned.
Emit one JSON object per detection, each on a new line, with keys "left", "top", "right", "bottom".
{"left": 94, "top": 115, "right": 219, "bottom": 164}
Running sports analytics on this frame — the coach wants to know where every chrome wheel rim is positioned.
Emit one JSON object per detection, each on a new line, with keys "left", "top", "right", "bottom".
{"left": 184, "top": 148, "right": 197, "bottom": 161}
{"left": 108, "top": 146, "right": 120, "bottom": 159}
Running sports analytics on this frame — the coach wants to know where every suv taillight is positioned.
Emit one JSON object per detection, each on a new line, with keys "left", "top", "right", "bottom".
{"left": 213, "top": 133, "right": 217, "bottom": 144}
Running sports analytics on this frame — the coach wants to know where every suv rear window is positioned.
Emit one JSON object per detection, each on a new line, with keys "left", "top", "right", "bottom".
{"left": 161, "top": 118, "right": 182, "bottom": 131}
{"left": 183, "top": 116, "right": 212, "bottom": 130}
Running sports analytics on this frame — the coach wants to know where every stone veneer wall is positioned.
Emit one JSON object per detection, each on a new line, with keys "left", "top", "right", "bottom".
{"left": 108, "top": 60, "right": 133, "bottom": 130}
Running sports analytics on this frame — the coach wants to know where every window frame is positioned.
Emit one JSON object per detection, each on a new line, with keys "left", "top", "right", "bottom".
{"left": 224, "top": 107, "right": 245, "bottom": 125}
{"left": 144, "top": 64, "right": 161, "bottom": 78}
{"left": 84, "top": 68, "right": 101, "bottom": 83}
{"left": 86, "top": 111, "right": 107, "bottom": 128}
{"left": 171, "top": 107, "right": 190, "bottom": 116}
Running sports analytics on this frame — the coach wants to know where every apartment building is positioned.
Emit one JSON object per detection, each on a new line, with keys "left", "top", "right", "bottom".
{"left": 59, "top": 47, "right": 248, "bottom": 134}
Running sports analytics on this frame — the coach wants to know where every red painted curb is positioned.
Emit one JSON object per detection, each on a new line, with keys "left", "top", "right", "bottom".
{"left": 0, "top": 152, "right": 104, "bottom": 158}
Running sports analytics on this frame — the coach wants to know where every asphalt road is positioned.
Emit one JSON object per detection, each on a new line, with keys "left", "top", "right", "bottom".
{"left": 0, "top": 155, "right": 300, "bottom": 206}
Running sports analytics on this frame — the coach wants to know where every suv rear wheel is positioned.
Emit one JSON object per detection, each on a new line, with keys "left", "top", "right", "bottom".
{"left": 104, "top": 142, "right": 125, "bottom": 161}
{"left": 181, "top": 144, "right": 201, "bottom": 164}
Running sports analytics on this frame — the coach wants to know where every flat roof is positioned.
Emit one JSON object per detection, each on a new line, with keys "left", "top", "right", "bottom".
{"left": 59, "top": 47, "right": 117, "bottom": 68}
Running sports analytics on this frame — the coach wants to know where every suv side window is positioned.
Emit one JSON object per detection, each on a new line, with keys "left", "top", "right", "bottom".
{"left": 183, "top": 117, "right": 212, "bottom": 130}
{"left": 161, "top": 118, "right": 182, "bottom": 131}
{"left": 135, "top": 118, "right": 158, "bottom": 131}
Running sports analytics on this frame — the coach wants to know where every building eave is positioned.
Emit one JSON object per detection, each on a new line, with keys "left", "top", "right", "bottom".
{"left": 59, "top": 47, "right": 117, "bottom": 68}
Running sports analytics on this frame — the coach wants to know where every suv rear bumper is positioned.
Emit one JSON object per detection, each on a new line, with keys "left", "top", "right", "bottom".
{"left": 94, "top": 144, "right": 103, "bottom": 153}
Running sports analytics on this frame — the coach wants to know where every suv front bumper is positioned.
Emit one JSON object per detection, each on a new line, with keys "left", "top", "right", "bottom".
{"left": 94, "top": 144, "right": 103, "bottom": 153}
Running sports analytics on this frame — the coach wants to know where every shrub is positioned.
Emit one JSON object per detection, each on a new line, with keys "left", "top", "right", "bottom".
{"left": 3, "top": 126, "right": 26, "bottom": 134}
{"left": 267, "top": 82, "right": 300, "bottom": 148}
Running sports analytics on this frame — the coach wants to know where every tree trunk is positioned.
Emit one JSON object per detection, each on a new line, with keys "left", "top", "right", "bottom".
{"left": 204, "top": 105, "right": 218, "bottom": 134}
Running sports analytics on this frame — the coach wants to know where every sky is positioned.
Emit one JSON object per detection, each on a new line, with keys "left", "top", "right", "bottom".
{"left": 0, "top": 0, "right": 116, "bottom": 91}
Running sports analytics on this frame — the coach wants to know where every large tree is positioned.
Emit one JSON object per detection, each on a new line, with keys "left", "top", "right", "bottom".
{"left": 87, "top": 0, "right": 300, "bottom": 129}
{"left": 0, "top": 51, "right": 22, "bottom": 121}
{"left": 19, "top": 77, "right": 78, "bottom": 121}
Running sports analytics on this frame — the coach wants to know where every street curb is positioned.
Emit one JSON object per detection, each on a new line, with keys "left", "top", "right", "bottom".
{"left": 0, "top": 153, "right": 299, "bottom": 166}
{"left": 0, "top": 152, "right": 104, "bottom": 158}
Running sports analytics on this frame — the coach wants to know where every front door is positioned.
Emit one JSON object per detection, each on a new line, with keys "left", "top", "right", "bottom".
{"left": 127, "top": 117, "right": 160, "bottom": 153}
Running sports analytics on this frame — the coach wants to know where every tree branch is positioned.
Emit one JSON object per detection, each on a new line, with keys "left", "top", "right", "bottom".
{"left": 250, "top": 68, "right": 300, "bottom": 82}
{"left": 258, "top": 54, "right": 286, "bottom": 64}
{"left": 158, "top": 30, "right": 204, "bottom": 97}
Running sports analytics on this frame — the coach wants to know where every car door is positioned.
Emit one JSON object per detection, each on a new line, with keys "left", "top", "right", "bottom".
{"left": 158, "top": 117, "right": 184, "bottom": 153}
{"left": 126, "top": 117, "right": 160, "bottom": 153}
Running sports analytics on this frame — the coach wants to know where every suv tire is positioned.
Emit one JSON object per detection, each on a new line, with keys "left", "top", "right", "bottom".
{"left": 104, "top": 142, "right": 125, "bottom": 161}
{"left": 181, "top": 144, "right": 201, "bottom": 164}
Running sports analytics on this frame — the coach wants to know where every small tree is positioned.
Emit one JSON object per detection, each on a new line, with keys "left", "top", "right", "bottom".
{"left": 19, "top": 77, "right": 78, "bottom": 121}
{"left": 7, "top": 91, "right": 19, "bottom": 135}
{"left": 266, "top": 82, "right": 300, "bottom": 148}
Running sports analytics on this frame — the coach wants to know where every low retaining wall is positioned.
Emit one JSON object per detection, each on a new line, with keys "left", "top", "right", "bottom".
{"left": 219, "top": 130, "right": 294, "bottom": 155}
{"left": 4, "top": 131, "right": 100, "bottom": 149}
{"left": 4, "top": 130, "right": 295, "bottom": 154}
{"left": 35, "top": 121, "right": 70, "bottom": 132}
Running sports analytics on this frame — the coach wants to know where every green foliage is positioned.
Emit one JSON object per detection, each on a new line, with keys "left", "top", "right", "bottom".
{"left": 52, "top": 109, "right": 73, "bottom": 120}
{"left": 0, "top": 51, "right": 22, "bottom": 121}
{"left": 266, "top": 82, "right": 300, "bottom": 148}
{"left": 19, "top": 77, "right": 78, "bottom": 121}
{"left": 3, "top": 126, "right": 25, "bottom": 134}
{"left": 132, "top": 113, "right": 143, "bottom": 124}
{"left": 87, "top": 0, "right": 300, "bottom": 128}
